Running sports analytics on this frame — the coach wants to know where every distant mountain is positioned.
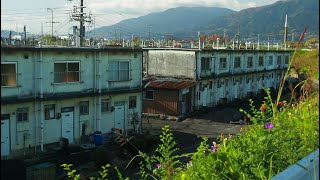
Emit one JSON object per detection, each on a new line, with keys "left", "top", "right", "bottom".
{"left": 90, "top": 7, "right": 236, "bottom": 39}
{"left": 90, "top": 0, "right": 319, "bottom": 40}
{"left": 200, "top": 0, "right": 319, "bottom": 40}
{"left": 1, "top": 30, "right": 19, "bottom": 38}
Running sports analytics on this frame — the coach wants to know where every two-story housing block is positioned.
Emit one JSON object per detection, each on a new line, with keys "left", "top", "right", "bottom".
{"left": 196, "top": 49, "right": 292, "bottom": 108}
{"left": 1, "top": 45, "right": 142, "bottom": 157}
{"left": 143, "top": 48, "right": 292, "bottom": 117}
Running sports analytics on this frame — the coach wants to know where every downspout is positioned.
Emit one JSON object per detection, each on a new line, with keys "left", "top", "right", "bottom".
{"left": 93, "top": 51, "right": 97, "bottom": 132}
{"left": 39, "top": 42, "right": 44, "bottom": 152}
{"left": 34, "top": 48, "right": 38, "bottom": 154}
{"left": 97, "top": 50, "right": 102, "bottom": 132}
{"left": 140, "top": 49, "right": 143, "bottom": 133}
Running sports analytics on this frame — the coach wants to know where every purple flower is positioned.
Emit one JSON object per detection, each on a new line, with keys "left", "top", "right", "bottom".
{"left": 264, "top": 122, "right": 274, "bottom": 129}
{"left": 156, "top": 163, "right": 161, "bottom": 169}
{"left": 187, "top": 161, "right": 193, "bottom": 167}
{"left": 211, "top": 145, "right": 217, "bottom": 152}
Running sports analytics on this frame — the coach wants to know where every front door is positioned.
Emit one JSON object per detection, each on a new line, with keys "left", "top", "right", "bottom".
{"left": 1, "top": 115, "right": 10, "bottom": 156}
{"left": 61, "top": 107, "right": 74, "bottom": 144}
{"left": 202, "top": 87, "right": 208, "bottom": 106}
{"left": 114, "top": 104, "right": 125, "bottom": 130}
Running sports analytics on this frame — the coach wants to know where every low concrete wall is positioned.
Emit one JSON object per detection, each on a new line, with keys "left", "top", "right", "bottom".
{"left": 271, "top": 149, "right": 319, "bottom": 180}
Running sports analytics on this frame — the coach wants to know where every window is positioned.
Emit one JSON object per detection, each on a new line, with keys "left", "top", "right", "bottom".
{"left": 17, "top": 107, "right": 28, "bottom": 122}
{"left": 268, "top": 56, "right": 273, "bottom": 66}
{"left": 79, "top": 101, "right": 89, "bottom": 115}
{"left": 54, "top": 62, "right": 80, "bottom": 83}
{"left": 258, "top": 56, "right": 264, "bottom": 66}
{"left": 1, "top": 63, "right": 17, "bottom": 87}
{"left": 277, "top": 56, "right": 282, "bottom": 65}
{"left": 129, "top": 96, "right": 137, "bottom": 109}
{"left": 217, "top": 80, "right": 221, "bottom": 88}
{"left": 247, "top": 57, "right": 253, "bottom": 68}
{"left": 234, "top": 57, "right": 241, "bottom": 68}
{"left": 109, "top": 61, "right": 130, "bottom": 81}
{"left": 201, "top": 57, "right": 211, "bottom": 70}
{"left": 285, "top": 56, "right": 289, "bottom": 64}
{"left": 44, "top": 104, "right": 55, "bottom": 120}
{"left": 209, "top": 81, "right": 213, "bottom": 89}
{"left": 101, "top": 99, "right": 111, "bottom": 112}
{"left": 145, "top": 90, "right": 154, "bottom": 100}
{"left": 219, "top": 58, "right": 227, "bottom": 69}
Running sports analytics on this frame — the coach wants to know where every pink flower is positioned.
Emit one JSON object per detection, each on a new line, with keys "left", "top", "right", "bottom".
{"left": 211, "top": 145, "right": 217, "bottom": 152}
{"left": 264, "top": 122, "right": 274, "bottom": 129}
{"left": 156, "top": 163, "right": 161, "bottom": 169}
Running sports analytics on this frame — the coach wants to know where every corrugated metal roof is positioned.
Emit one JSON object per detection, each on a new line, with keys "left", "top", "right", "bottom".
{"left": 148, "top": 80, "right": 197, "bottom": 90}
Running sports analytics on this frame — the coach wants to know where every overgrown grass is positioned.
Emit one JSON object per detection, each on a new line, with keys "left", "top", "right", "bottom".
{"left": 291, "top": 50, "right": 319, "bottom": 79}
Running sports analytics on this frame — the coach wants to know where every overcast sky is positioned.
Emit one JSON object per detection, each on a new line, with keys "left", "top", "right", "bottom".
{"left": 1, "top": 0, "right": 279, "bottom": 35}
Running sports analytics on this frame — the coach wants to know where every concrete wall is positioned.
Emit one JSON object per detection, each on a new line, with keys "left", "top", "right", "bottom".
{"left": 147, "top": 50, "right": 196, "bottom": 79}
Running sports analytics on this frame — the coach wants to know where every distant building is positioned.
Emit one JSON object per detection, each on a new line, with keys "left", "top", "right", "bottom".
{"left": 142, "top": 48, "right": 292, "bottom": 117}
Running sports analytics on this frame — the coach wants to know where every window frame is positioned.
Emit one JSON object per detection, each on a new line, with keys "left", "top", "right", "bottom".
{"left": 17, "top": 107, "right": 28, "bottom": 122}
{"left": 108, "top": 60, "right": 131, "bottom": 81}
{"left": 285, "top": 56, "right": 289, "bottom": 65}
{"left": 129, "top": 96, "right": 137, "bottom": 109}
{"left": 145, "top": 90, "right": 154, "bottom": 100}
{"left": 258, "top": 56, "right": 264, "bottom": 66}
{"left": 44, "top": 104, "right": 56, "bottom": 120}
{"left": 1, "top": 62, "right": 17, "bottom": 87}
{"left": 201, "top": 57, "right": 211, "bottom": 71}
{"left": 277, "top": 56, "right": 282, "bottom": 65}
{"left": 268, "top": 56, "right": 273, "bottom": 66}
{"left": 79, "top": 101, "right": 89, "bottom": 115}
{"left": 53, "top": 61, "right": 80, "bottom": 84}
{"left": 219, "top": 58, "right": 227, "bottom": 69}
{"left": 234, "top": 57, "right": 241, "bottom": 69}
{"left": 247, "top": 57, "right": 253, "bottom": 68}
{"left": 101, "top": 99, "right": 111, "bottom": 113}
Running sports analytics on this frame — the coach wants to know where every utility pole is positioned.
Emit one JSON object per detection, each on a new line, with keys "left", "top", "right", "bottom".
{"left": 236, "top": 25, "right": 240, "bottom": 49}
{"left": 46, "top": 8, "right": 59, "bottom": 37}
{"left": 284, "top": 14, "right": 288, "bottom": 48}
{"left": 24, "top": 25, "right": 26, "bottom": 45}
{"left": 257, "top": 34, "right": 260, "bottom": 50}
{"left": 79, "top": 0, "right": 84, "bottom": 46}
{"left": 71, "top": 0, "right": 92, "bottom": 47}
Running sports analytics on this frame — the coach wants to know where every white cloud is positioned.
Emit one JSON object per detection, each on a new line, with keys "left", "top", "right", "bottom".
{"left": 1, "top": 0, "right": 279, "bottom": 34}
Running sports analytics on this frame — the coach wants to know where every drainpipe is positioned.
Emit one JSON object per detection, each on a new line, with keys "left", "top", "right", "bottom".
{"left": 39, "top": 42, "right": 44, "bottom": 152}
{"left": 93, "top": 51, "right": 97, "bottom": 132}
{"left": 34, "top": 46, "right": 38, "bottom": 154}
{"left": 140, "top": 50, "right": 143, "bottom": 133}
{"left": 97, "top": 50, "right": 102, "bottom": 132}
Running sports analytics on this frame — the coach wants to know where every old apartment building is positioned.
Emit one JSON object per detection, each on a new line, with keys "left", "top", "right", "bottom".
{"left": 143, "top": 48, "right": 292, "bottom": 116}
{"left": 1, "top": 45, "right": 143, "bottom": 156}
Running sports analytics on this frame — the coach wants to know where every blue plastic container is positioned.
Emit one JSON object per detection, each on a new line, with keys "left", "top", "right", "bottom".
{"left": 94, "top": 131, "right": 103, "bottom": 146}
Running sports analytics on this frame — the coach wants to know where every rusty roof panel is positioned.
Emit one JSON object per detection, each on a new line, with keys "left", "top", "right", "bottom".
{"left": 148, "top": 80, "right": 197, "bottom": 90}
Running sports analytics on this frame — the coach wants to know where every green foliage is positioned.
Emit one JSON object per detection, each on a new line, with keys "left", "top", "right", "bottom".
{"left": 139, "top": 125, "right": 181, "bottom": 180}
{"left": 304, "top": 37, "right": 319, "bottom": 47}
